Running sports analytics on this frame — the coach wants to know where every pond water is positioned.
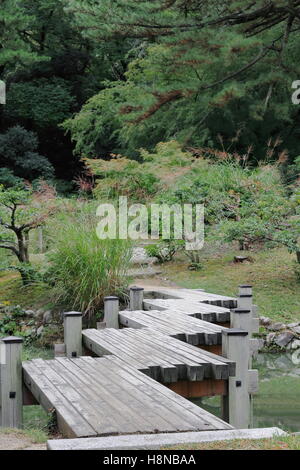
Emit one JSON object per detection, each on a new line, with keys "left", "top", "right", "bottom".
{"left": 192, "top": 353, "right": 300, "bottom": 433}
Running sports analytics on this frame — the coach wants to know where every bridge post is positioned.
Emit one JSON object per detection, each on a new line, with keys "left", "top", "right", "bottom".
{"left": 0, "top": 337, "right": 23, "bottom": 429}
{"left": 221, "top": 329, "right": 250, "bottom": 429}
{"left": 230, "top": 309, "right": 252, "bottom": 336}
{"left": 237, "top": 294, "right": 253, "bottom": 313}
{"left": 64, "top": 312, "right": 83, "bottom": 358}
{"left": 129, "top": 286, "right": 144, "bottom": 311}
{"left": 104, "top": 297, "right": 119, "bottom": 329}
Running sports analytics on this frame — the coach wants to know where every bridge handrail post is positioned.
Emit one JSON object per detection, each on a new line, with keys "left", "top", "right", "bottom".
{"left": 0, "top": 336, "right": 23, "bottom": 429}
{"left": 64, "top": 312, "right": 83, "bottom": 358}
{"left": 129, "top": 286, "right": 144, "bottom": 311}
{"left": 104, "top": 297, "right": 119, "bottom": 329}
{"left": 221, "top": 329, "right": 250, "bottom": 429}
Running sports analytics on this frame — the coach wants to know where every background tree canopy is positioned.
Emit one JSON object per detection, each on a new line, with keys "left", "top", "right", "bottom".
{"left": 1, "top": 0, "right": 300, "bottom": 183}
{"left": 63, "top": 0, "right": 300, "bottom": 169}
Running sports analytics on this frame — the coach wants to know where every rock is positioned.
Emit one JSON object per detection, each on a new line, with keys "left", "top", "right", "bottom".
{"left": 35, "top": 309, "right": 45, "bottom": 319}
{"left": 234, "top": 256, "right": 252, "bottom": 263}
{"left": 287, "top": 322, "right": 300, "bottom": 328}
{"left": 274, "top": 332, "right": 295, "bottom": 348}
{"left": 267, "top": 322, "right": 286, "bottom": 331}
{"left": 259, "top": 316, "right": 272, "bottom": 326}
{"left": 36, "top": 326, "right": 44, "bottom": 337}
{"left": 130, "top": 248, "right": 158, "bottom": 266}
{"left": 24, "top": 310, "right": 35, "bottom": 317}
{"left": 266, "top": 332, "right": 276, "bottom": 344}
{"left": 290, "top": 339, "right": 300, "bottom": 350}
{"left": 291, "top": 326, "right": 300, "bottom": 335}
{"left": 43, "top": 311, "right": 53, "bottom": 324}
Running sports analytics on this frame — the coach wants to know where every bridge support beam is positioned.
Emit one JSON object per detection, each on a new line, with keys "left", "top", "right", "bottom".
{"left": 0, "top": 337, "right": 23, "bottom": 429}
{"left": 130, "top": 286, "right": 144, "bottom": 311}
{"left": 221, "top": 329, "right": 250, "bottom": 429}
{"left": 64, "top": 312, "right": 83, "bottom": 358}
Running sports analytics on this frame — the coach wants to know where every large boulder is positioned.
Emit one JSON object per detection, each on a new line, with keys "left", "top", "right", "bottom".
{"left": 267, "top": 322, "right": 286, "bottom": 331}
{"left": 274, "top": 332, "right": 295, "bottom": 348}
{"left": 130, "top": 247, "right": 158, "bottom": 266}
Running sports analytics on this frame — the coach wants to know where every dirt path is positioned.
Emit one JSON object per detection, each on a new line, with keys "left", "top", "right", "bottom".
{"left": 0, "top": 432, "right": 46, "bottom": 451}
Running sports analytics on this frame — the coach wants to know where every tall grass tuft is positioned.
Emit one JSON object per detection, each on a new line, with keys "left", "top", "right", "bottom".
{"left": 47, "top": 203, "right": 132, "bottom": 321}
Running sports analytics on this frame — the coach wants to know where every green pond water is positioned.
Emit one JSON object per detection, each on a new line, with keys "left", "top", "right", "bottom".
{"left": 192, "top": 353, "right": 300, "bottom": 433}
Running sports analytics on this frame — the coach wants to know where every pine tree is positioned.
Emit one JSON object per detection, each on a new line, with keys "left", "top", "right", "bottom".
{"left": 65, "top": 1, "right": 300, "bottom": 161}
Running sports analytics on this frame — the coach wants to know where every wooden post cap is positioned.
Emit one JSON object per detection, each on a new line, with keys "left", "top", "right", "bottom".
{"left": 63, "top": 312, "right": 82, "bottom": 318}
{"left": 130, "top": 286, "right": 144, "bottom": 291}
{"left": 232, "top": 309, "right": 251, "bottom": 314}
{"left": 222, "top": 328, "right": 248, "bottom": 336}
{"left": 1, "top": 337, "right": 23, "bottom": 344}
{"left": 239, "top": 285, "right": 252, "bottom": 288}
{"left": 104, "top": 296, "right": 119, "bottom": 302}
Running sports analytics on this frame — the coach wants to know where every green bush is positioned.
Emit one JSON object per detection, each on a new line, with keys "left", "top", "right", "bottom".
{"left": 145, "top": 240, "right": 183, "bottom": 263}
{"left": 46, "top": 204, "right": 132, "bottom": 321}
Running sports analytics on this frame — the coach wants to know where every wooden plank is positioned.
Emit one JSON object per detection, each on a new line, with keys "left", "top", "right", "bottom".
{"left": 55, "top": 357, "right": 161, "bottom": 434}
{"left": 91, "top": 328, "right": 178, "bottom": 383}
{"left": 105, "top": 356, "right": 233, "bottom": 430}
{"left": 143, "top": 287, "right": 237, "bottom": 308}
{"left": 127, "top": 329, "right": 234, "bottom": 380}
{"left": 119, "top": 309, "right": 224, "bottom": 346}
{"left": 83, "top": 327, "right": 235, "bottom": 382}
{"left": 143, "top": 299, "right": 231, "bottom": 323}
{"left": 120, "top": 329, "right": 204, "bottom": 381}
{"left": 46, "top": 358, "right": 126, "bottom": 435}
{"left": 69, "top": 357, "right": 171, "bottom": 432}
{"left": 80, "top": 357, "right": 188, "bottom": 433}
{"left": 83, "top": 329, "right": 152, "bottom": 376}
{"left": 22, "top": 360, "right": 97, "bottom": 438}
{"left": 23, "top": 355, "right": 233, "bottom": 437}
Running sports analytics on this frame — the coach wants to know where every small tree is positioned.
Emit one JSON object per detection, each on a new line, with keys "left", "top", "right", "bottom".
{"left": 0, "top": 186, "right": 55, "bottom": 283}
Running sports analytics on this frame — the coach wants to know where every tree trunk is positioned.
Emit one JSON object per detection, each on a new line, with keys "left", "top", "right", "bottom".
{"left": 239, "top": 240, "right": 245, "bottom": 251}
{"left": 297, "top": 251, "right": 300, "bottom": 264}
{"left": 16, "top": 231, "right": 29, "bottom": 263}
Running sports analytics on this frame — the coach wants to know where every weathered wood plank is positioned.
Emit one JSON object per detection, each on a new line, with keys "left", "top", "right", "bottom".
{"left": 22, "top": 360, "right": 97, "bottom": 438}
{"left": 82, "top": 328, "right": 235, "bottom": 382}
{"left": 143, "top": 287, "right": 237, "bottom": 308}
{"left": 119, "top": 309, "right": 225, "bottom": 346}
{"left": 23, "top": 356, "right": 232, "bottom": 438}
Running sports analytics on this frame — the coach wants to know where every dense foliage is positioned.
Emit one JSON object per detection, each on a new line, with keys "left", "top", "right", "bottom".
{"left": 87, "top": 141, "right": 300, "bottom": 260}
{"left": 64, "top": 1, "right": 300, "bottom": 167}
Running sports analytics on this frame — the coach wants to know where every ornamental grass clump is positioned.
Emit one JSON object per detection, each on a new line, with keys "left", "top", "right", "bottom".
{"left": 47, "top": 204, "right": 132, "bottom": 320}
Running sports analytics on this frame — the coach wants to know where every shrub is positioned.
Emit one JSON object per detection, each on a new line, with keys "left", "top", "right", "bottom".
{"left": 145, "top": 240, "right": 183, "bottom": 263}
{"left": 46, "top": 204, "right": 132, "bottom": 321}
{"left": 0, "top": 126, "right": 54, "bottom": 181}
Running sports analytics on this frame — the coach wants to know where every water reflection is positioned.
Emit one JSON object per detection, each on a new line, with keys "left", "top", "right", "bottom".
{"left": 191, "top": 353, "right": 300, "bottom": 433}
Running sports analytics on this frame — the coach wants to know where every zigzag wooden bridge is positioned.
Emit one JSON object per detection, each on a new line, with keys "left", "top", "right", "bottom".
{"left": 0, "top": 285, "right": 260, "bottom": 441}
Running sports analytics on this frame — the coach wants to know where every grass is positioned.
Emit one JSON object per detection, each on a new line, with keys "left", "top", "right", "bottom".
{"left": 162, "top": 435, "right": 300, "bottom": 450}
{"left": 0, "top": 274, "right": 54, "bottom": 311}
{"left": 162, "top": 246, "right": 300, "bottom": 322}
{"left": 22, "top": 346, "right": 54, "bottom": 435}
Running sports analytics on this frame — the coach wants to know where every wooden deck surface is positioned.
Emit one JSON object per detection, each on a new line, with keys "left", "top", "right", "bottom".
{"left": 143, "top": 298, "right": 231, "bottom": 323}
{"left": 22, "top": 356, "right": 233, "bottom": 438}
{"left": 144, "top": 287, "right": 237, "bottom": 309}
{"left": 119, "top": 309, "right": 225, "bottom": 346}
{"left": 82, "top": 328, "right": 235, "bottom": 383}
